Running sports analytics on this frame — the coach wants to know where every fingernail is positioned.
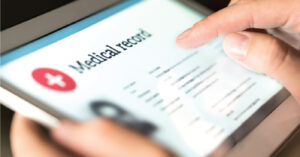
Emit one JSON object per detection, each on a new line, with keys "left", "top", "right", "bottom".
{"left": 52, "top": 121, "right": 76, "bottom": 139}
{"left": 224, "top": 32, "right": 250, "bottom": 60}
{"left": 177, "top": 28, "right": 192, "bottom": 40}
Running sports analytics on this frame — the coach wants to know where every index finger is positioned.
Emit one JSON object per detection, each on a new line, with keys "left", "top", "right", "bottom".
{"left": 176, "top": 0, "right": 291, "bottom": 49}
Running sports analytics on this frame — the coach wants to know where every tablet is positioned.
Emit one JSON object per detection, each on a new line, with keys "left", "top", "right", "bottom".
{"left": 0, "top": 0, "right": 290, "bottom": 156}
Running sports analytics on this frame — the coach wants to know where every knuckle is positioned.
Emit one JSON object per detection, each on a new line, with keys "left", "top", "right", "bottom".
{"left": 264, "top": 37, "right": 289, "bottom": 76}
{"left": 145, "top": 147, "right": 173, "bottom": 157}
{"left": 235, "top": 0, "right": 249, "bottom": 5}
{"left": 88, "top": 118, "right": 117, "bottom": 138}
{"left": 153, "top": 151, "right": 173, "bottom": 157}
{"left": 92, "top": 118, "right": 114, "bottom": 132}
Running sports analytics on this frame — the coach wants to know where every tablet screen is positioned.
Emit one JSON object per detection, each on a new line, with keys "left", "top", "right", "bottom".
{"left": 0, "top": 0, "right": 286, "bottom": 156}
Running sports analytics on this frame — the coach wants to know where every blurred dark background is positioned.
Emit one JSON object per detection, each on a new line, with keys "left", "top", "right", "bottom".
{"left": 1, "top": 0, "right": 74, "bottom": 30}
{"left": 0, "top": 0, "right": 230, "bottom": 31}
{"left": 1, "top": 0, "right": 298, "bottom": 157}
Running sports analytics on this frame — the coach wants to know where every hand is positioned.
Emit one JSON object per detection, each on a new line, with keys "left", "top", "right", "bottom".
{"left": 11, "top": 114, "right": 172, "bottom": 157}
{"left": 177, "top": 0, "right": 300, "bottom": 103}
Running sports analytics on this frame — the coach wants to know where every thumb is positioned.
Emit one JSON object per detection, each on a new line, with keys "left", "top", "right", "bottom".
{"left": 51, "top": 118, "right": 171, "bottom": 157}
{"left": 223, "top": 31, "right": 300, "bottom": 103}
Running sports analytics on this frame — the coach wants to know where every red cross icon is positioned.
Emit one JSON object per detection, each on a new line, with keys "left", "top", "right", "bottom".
{"left": 32, "top": 68, "right": 76, "bottom": 92}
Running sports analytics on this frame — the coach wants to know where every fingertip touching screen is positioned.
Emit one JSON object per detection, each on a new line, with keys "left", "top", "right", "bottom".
{"left": 0, "top": 1, "right": 286, "bottom": 156}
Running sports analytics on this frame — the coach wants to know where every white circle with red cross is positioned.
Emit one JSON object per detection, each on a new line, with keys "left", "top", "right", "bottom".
{"left": 32, "top": 68, "right": 76, "bottom": 92}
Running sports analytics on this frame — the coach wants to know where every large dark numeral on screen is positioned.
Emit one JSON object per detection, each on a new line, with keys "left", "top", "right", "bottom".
{"left": 90, "top": 101, "right": 156, "bottom": 135}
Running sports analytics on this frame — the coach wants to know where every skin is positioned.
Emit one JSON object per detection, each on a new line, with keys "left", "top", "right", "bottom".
{"left": 11, "top": 114, "right": 171, "bottom": 157}
{"left": 177, "top": 0, "right": 300, "bottom": 103}
{"left": 11, "top": 0, "right": 300, "bottom": 156}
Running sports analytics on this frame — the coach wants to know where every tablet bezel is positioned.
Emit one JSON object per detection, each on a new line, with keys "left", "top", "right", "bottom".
{"left": 0, "top": 0, "right": 291, "bottom": 156}
{"left": 0, "top": 0, "right": 212, "bottom": 54}
{"left": 1, "top": 0, "right": 121, "bottom": 53}
{"left": 0, "top": 0, "right": 215, "bottom": 120}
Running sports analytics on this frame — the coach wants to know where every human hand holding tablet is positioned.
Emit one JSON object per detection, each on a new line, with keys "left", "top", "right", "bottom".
{"left": 177, "top": 0, "right": 300, "bottom": 103}
{"left": 3, "top": 0, "right": 299, "bottom": 156}
{"left": 11, "top": 114, "right": 172, "bottom": 157}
